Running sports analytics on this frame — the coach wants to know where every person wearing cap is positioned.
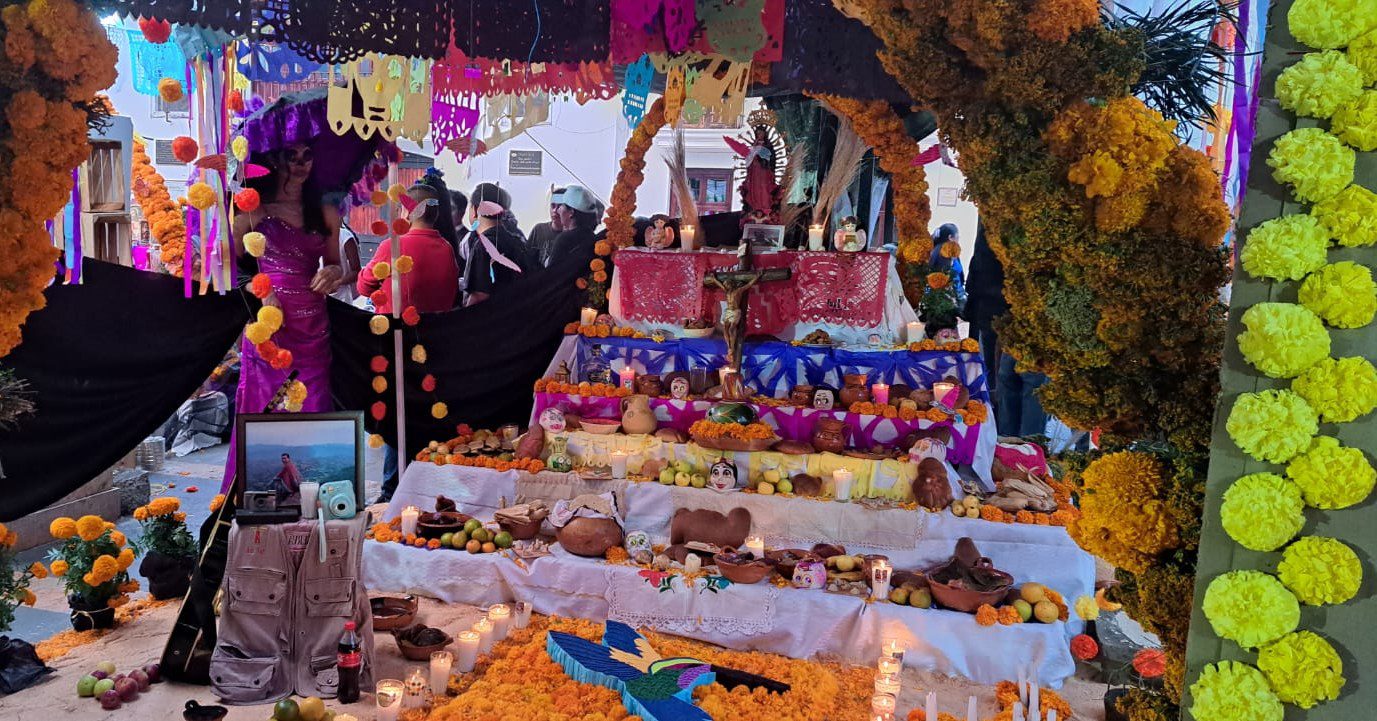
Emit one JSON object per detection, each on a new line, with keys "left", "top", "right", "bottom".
{"left": 545, "top": 185, "right": 602, "bottom": 269}
{"left": 461, "top": 182, "right": 530, "bottom": 306}
{"left": 358, "top": 168, "right": 460, "bottom": 315}
{"left": 526, "top": 186, "right": 566, "bottom": 268}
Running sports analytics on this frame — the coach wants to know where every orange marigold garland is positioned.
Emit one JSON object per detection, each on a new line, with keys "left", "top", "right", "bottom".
{"left": 131, "top": 139, "right": 190, "bottom": 275}
{"left": 0, "top": 0, "right": 118, "bottom": 357}
{"left": 595, "top": 97, "right": 668, "bottom": 308}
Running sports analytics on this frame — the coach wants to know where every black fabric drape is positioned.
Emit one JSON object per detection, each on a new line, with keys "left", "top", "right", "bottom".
{"left": 0, "top": 263, "right": 250, "bottom": 521}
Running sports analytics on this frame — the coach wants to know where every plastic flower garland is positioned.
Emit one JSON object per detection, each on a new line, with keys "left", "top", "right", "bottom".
{"left": 1238, "top": 215, "right": 1330, "bottom": 281}
{"left": 1236, "top": 303, "right": 1330, "bottom": 378}
{"left": 1188, "top": 661, "right": 1283, "bottom": 721}
{"left": 597, "top": 97, "right": 667, "bottom": 307}
{"left": 1349, "top": 28, "right": 1377, "bottom": 84}
{"left": 1285, "top": 435, "right": 1376, "bottom": 509}
{"left": 1289, "top": 0, "right": 1377, "bottom": 50}
{"left": 1202, "top": 570, "right": 1299, "bottom": 648}
{"left": 132, "top": 140, "right": 189, "bottom": 275}
{"left": 1267, "top": 127, "right": 1355, "bottom": 203}
{"left": 1312, "top": 183, "right": 1377, "bottom": 246}
{"left": 1256, "top": 631, "right": 1345, "bottom": 708}
{"left": 1292, "top": 356, "right": 1377, "bottom": 422}
{"left": 1275, "top": 51, "right": 1365, "bottom": 119}
{"left": 1219, "top": 473, "right": 1304, "bottom": 552}
{"left": 1332, "top": 90, "right": 1377, "bottom": 150}
{"left": 1277, "top": 536, "right": 1362, "bottom": 605}
{"left": 1298, "top": 260, "right": 1377, "bottom": 327}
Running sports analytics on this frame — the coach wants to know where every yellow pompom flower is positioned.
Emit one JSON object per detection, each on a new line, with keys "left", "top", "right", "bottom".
{"left": 1066, "top": 451, "right": 1179, "bottom": 575}
{"left": 49, "top": 517, "right": 77, "bottom": 539}
{"left": 187, "top": 182, "right": 217, "bottom": 211}
{"left": 76, "top": 515, "right": 107, "bottom": 542}
{"left": 117, "top": 547, "right": 136, "bottom": 571}
{"left": 28, "top": 562, "right": 47, "bottom": 579}
{"left": 1221, "top": 473, "right": 1305, "bottom": 552}
{"left": 231, "top": 135, "right": 249, "bottom": 161}
{"left": 372, "top": 375, "right": 388, "bottom": 394}
{"left": 1236, "top": 303, "right": 1330, "bottom": 378}
{"left": 149, "top": 496, "right": 180, "bottom": 515}
{"left": 1293, "top": 356, "right": 1377, "bottom": 422}
{"left": 411, "top": 344, "right": 428, "bottom": 363}
{"left": 1073, "top": 595, "right": 1099, "bottom": 621}
{"left": 1312, "top": 184, "right": 1377, "bottom": 247}
{"left": 244, "top": 321, "right": 273, "bottom": 346}
{"left": 1286, "top": 436, "right": 1376, "bottom": 508}
{"left": 50, "top": 559, "right": 69, "bottom": 576}
{"left": 1203, "top": 570, "right": 1299, "bottom": 648}
{"left": 395, "top": 255, "right": 415, "bottom": 274}
{"left": 1189, "top": 661, "right": 1283, "bottom": 721}
{"left": 372, "top": 261, "right": 392, "bottom": 280}
{"left": 388, "top": 184, "right": 406, "bottom": 201}
{"left": 158, "top": 77, "right": 184, "bottom": 103}
{"left": 1332, "top": 91, "right": 1377, "bottom": 150}
{"left": 1257, "top": 631, "right": 1345, "bottom": 708}
{"left": 431, "top": 402, "right": 449, "bottom": 419}
{"left": 285, "top": 381, "right": 308, "bottom": 412}
{"left": 1299, "top": 261, "right": 1377, "bottom": 328}
{"left": 369, "top": 314, "right": 390, "bottom": 335}
{"left": 109, "top": 530, "right": 126, "bottom": 548}
{"left": 133, "top": 506, "right": 148, "bottom": 521}
{"left": 1268, "top": 127, "right": 1354, "bottom": 203}
{"left": 1239, "top": 214, "right": 1330, "bottom": 281}
{"left": 257, "top": 304, "right": 285, "bottom": 332}
{"left": 1289, "top": 0, "right": 1377, "bottom": 50}
{"left": 368, "top": 433, "right": 385, "bottom": 449}
{"left": 243, "top": 231, "right": 267, "bottom": 257}
{"left": 1278, "top": 536, "right": 1362, "bottom": 605}
{"left": 90, "top": 554, "right": 120, "bottom": 584}
{"left": 1275, "top": 51, "right": 1365, "bottom": 119}
{"left": 1227, "top": 390, "right": 1318, "bottom": 463}
{"left": 1348, "top": 28, "right": 1377, "bottom": 83}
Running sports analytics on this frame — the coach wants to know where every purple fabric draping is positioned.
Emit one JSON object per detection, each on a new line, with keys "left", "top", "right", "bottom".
{"left": 1226, "top": 0, "right": 1262, "bottom": 211}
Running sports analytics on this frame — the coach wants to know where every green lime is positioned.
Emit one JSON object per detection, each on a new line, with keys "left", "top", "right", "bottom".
{"left": 273, "top": 699, "right": 300, "bottom": 721}
{"left": 463, "top": 518, "right": 482, "bottom": 534}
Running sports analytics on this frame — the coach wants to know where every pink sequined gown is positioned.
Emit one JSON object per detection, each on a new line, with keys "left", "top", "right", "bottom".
{"left": 222, "top": 217, "right": 333, "bottom": 491}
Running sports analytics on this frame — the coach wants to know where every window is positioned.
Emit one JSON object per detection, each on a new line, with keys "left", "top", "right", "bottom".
{"left": 671, "top": 168, "right": 734, "bottom": 216}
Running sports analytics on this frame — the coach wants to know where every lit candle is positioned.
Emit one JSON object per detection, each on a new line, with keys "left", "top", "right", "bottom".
{"left": 881, "top": 637, "right": 904, "bottom": 661}
{"left": 581, "top": 307, "right": 597, "bottom": 326}
{"left": 400, "top": 506, "right": 420, "bottom": 537}
{"left": 870, "top": 559, "right": 892, "bottom": 601}
{"left": 873, "top": 673, "right": 901, "bottom": 696}
{"left": 619, "top": 365, "right": 636, "bottom": 390}
{"left": 684, "top": 553, "right": 702, "bottom": 574}
{"left": 877, "top": 656, "right": 901, "bottom": 676}
{"left": 474, "top": 617, "right": 494, "bottom": 654}
{"left": 832, "top": 469, "right": 855, "bottom": 502}
{"left": 871, "top": 383, "right": 890, "bottom": 405}
{"left": 610, "top": 451, "right": 629, "bottom": 479}
{"left": 807, "top": 224, "right": 825, "bottom": 251}
{"left": 514, "top": 600, "right": 533, "bottom": 628}
{"left": 1013, "top": 701, "right": 1025, "bottom": 721}
{"left": 933, "top": 381, "right": 957, "bottom": 408}
{"left": 967, "top": 695, "right": 979, "bottom": 721}
{"left": 870, "top": 694, "right": 897, "bottom": 716}
{"left": 744, "top": 535, "right": 765, "bottom": 559}
{"left": 455, "top": 630, "right": 480, "bottom": 672}
{"left": 681, "top": 224, "right": 696, "bottom": 250}
{"left": 906, "top": 321, "right": 924, "bottom": 343}
{"left": 926, "top": 691, "right": 938, "bottom": 721}
{"left": 403, "top": 667, "right": 427, "bottom": 708}
{"left": 429, "top": 650, "right": 453, "bottom": 697}
{"left": 375, "top": 679, "right": 404, "bottom": 721}
{"left": 1029, "top": 682, "right": 1039, "bottom": 720}
{"left": 488, "top": 604, "right": 512, "bottom": 641}
{"left": 300, "top": 482, "right": 320, "bottom": 519}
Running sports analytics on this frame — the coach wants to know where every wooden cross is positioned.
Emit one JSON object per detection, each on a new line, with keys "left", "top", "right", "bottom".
{"left": 703, "top": 242, "right": 791, "bottom": 397}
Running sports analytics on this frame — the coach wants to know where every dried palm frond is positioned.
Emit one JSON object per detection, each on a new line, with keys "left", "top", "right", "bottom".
{"left": 0, "top": 369, "right": 35, "bottom": 429}
{"left": 811, "top": 114, "right": 868, "bottom": 227}
{"left": 777, "top": 143, "right": 808, "bottom": 232}
{"left": 1107, "top": 0, "right": 1239, "bottom": 131}
{"left": 664, "top": 129, "right": 698, "bottom": 239}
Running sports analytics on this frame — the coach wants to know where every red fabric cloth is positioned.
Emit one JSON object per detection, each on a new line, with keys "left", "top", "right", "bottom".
{"left": 357, "top": 229, "right": 458, "bottom": 314}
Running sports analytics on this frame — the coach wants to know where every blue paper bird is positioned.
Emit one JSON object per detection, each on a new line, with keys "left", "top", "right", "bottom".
{"left": 546, "top": 621, "right": 716, "bottom": 721}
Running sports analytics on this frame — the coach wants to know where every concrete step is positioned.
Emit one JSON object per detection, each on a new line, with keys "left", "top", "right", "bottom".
{"left": 9, "top": 486, "right": 123, "bottom": 552}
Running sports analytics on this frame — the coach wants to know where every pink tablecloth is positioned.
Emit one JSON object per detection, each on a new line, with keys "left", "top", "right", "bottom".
{"left": 531, "top": 391, "right": 982, "bottom": 464}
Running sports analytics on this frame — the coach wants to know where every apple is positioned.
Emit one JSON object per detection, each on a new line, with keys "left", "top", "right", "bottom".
{"left": 143, "top": 663, "right": 162, "bottom": 683}
{"left": 298, "top": 696, "right": 327, "bottom": 721}
{"left": 466, "top": 539, "right": 481, "bottom": 554}
{"left": 99, "top": 689, "right": 122, "bottom": 710}
{"left": 690, "top": 474, "right": 707, "bottom": 488}
{"left": 1020, "top": 582, "right": 1047, "bottom": 604}
{"left": 90, "top": 670, "right": 108, "bottom": 681}
{"left": 757, "top": 482, "right": 775, "bottom": 495}
{"left": 1013, "top": 599, "right": 1033, "bottom": 622}
{"left": 673, "top": 460, "right": 692, "bottom": 474}
{"left": 658, "top": 468, "right": 676, "bottom": 485}
{"left": 909, "top": 588, "right": 933, "bottom": 609}
{"left": 481, "top": 541, "right": 497, "bottom": 553}
{"left": 77, "top": 674, "right": 98, "bottom": 697}
{"left": 114, "top": 676, "right": 140, "bottom": 701}
{"left": 674, "top": 472, "right": 691, "bottom": 487}
{"left": 129, "top": 669, "right": 150, "bottom": 690}
{"left": 95, "top": 661, "right": 116, "bottom": 676}
{"left": 93, "top": 678, "right": 116, "bottom": 698}
{"left": 776, "top": 479, "right": 793, "bottom": 494}
{"left": 451, "top": 531, "right": 468, "bottom": 549}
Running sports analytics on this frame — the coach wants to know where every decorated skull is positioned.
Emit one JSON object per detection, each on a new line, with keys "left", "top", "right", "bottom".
{"left": 538, "top": 407, "right": 567, "bottom": 434}
{"left": 708, "top": 457, "right": 739, "bottom": 491}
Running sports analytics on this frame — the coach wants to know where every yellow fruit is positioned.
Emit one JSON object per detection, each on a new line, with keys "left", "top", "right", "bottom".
{"left": 1020, "top": 582, "right": 1047, "bottom": 604}
{"left": 909, "top": 588, "right": 933, "bottom": 608}
{"left": 889, "top": 587, "right": 910, "bottom": 605}
{"left": 1033, "top": 600, "right": 1059, "bottom": 623}
{"left": 466, "top": 540, "right": 481, "bottom": 554}
{"left": 481, "top": 542, "right": 496, "bottom": 553}
{"left": 298, "top": 697, "right": 326, "bottom": 721}
{"left": 776, "top": 479, "right": 793, "bottom": 494}
{"left": 762, "top": 469, "right": 781, "bottom": 483}
{"left": 757, "top": 482, "right": 776, "bottom": 495}
{"left": 834, "top": 555, "right": 856, "bottom": 572}
{"left": 962, "top": 495, "right": 981, "bottom": 508}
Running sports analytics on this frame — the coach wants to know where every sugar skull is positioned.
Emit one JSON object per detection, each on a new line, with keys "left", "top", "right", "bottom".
{"left": 812, "top": 386, "right": 836, "bottom": 411}
{"left": 792, "top": 560, "right": 827, "bottom": 590}
{"left": 667, "top": 373, "right": 691, "bottom": 400}
{"left": 708, "top": 458, "right": 739, "bottom": 491}
{"left": 538, "top": 407, "right": 567, "bottom": 434}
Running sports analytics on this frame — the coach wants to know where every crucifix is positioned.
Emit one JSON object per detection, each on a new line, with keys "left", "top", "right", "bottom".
{"left": 703, "top": 241, "right": 791, "bottom": 400}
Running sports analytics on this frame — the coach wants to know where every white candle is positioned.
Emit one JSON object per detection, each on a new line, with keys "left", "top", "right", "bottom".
{"left": 474, "top": 617, "right": 494, "bottom": 654}
{"left": 580, "top": 307, "right": 597, "bottom": 326}
{"left": 744, "top": 535, "right": 765, "bottom": 559}
{"left": 877, "top": 656, "right": 901, "bottom": 676}
{"left": 1012, "top": 701, "right": 1025, "bottom": 721}
{"left": 871, "top": 383, "right": 890, "bottom": 405}
{"left": 1029, "top": 682, "right": 1039, "bottom": 719}
{"left": 870, "top": 559, "right": 892, "bottom": 600}
{"left": 933, "top": 381, "right": 957, "bottom": 408}
{"left": 684, "top": 553, "right": 702, "bottom": 574}
{"left": 967, "top": 695, "right": 978, "bottom": 721}
{"left": 403, "top": 668, "right": 427, "bottom": 708}
{"left": 870, "top": 694, "right": 897, "bottom": 715}
{"left": 514, "top": 600, "right": 533, "bottom": 628}
{"left": 1017, "top": 670, "right": 1028, "bottom": 705}
{"left": 926, "top": 691, "right": 938, "bottom": 721}
{"left": 300, "top": 482, "right": 320, "bottom": 519}
{"left": 1047, "top": 711, "right": 1057, "bottom": 721}
{"left": 881, "top": 637, "right": 904, "bottom": 661}
{"left": 906, "top": 321, "right": 924, "bottom": 343}
{"left": 873, "top": 673, "right": 901, "bottom": 696}
{"left": 832, "top": 469, "right": 855, "bottom": 502}
{"left": 455, "top": 630, "right": 480, "bottom": 672}
{"left": 807, "top": 224, "right": 825, "bottom": 251}
{"left": 429, "top": 651, "right": 453, "bottom": 696}
{"left": 681, "top": 224, "right": 696, "bottom": 250}
{"left": 488, "top": 604, "right": 512, "bottom": 641}
{"left": 376, "top": 679, "right": 404, "bottom": 721}
{"left": 399, "top": 506, "right": 420, "bottom": 537}
{"left": 610, "top": 451, "right": 629, "bottom": 479}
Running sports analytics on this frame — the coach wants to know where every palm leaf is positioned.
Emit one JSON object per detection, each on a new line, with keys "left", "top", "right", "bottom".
{"left": 1107, "top": 0, "right": 1240, "bottom": 130}
{"left": 664, "top": 129, "right": 699, "bottom": 240}
{"left": 810, "top": 106, "right": 869, "bottom": 227}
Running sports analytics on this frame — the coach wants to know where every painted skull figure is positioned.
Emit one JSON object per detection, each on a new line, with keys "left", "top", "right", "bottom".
{"left": 539, "top": 407, "right": 567, "bottom": 434}
{"left": 708, "top": 458, "right": 738, "bottom": 491}
{"left": 812, "top": 387, "right": 836, "bottom": 411}
{"left": 670, "top": 375, "right": 690, "bottom": 400}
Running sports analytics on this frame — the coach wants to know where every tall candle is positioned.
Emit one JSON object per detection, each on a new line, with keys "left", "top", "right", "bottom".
{"left": 1012, "top": 701, "right": 1025, "bottom": 721}
{"left": 488, "top": 604, "right": 512, "bottom": 641}
{"left": 455, "top": 630, "right": 480, "bottom": 672}
{"left": 580, "top": 307, "right": 597, "bottom": 326}
{"left": 474, "top": 617, "right": 494, "bottom": 654}
{"left": 400, "top": 506, "right": 420, "bottom": 537}
{"left": 300, "top": 482, "right": 320, "bottom": 519}
{"left": 906, "top": 321, "right": 924, "bottom": 343}
{"left": 870, "top": 559, "right": 892, "bottom": 600}
{"left": 376, "top": 679, "right": 404, "bottom": 721}
{"left": 681, "top": 224, "right": 696, "bottom": 250}
{"left": 807, "top": 224, "right": 825, "bottom": 251}
{"left": 619, "top": 366, "right": 636, "bottom": 390}
{"left": 514, "top": 600, "right": 533, "bottom": 628}
{"left": 1029, "top": 682, "right": 1039, "bottom": 719}
{"left": 872, "top": 383, "right": 890, "bottom": 405}
{"left": 967, "top": 695, "right": 978, "bottom": 721}
{"left": 832, "top": 469, "right": 855, "bottom": 502}
{"left": 1017, "top": 670, "right": 1028, "bottom": 705}
{"left": 429, "top": 651, "right": 453, "bottom": 697}
{"left": 877, "top": 656, "right": 901, "bottom": 676}
{"left": 744, "top": 535, "right": 765, "bottom": 559}
{"left": 926, "top": 691, "right": 938, "bottom": 721}
{"left": 403, "top": 667, "right": 427, "bottom": 708}
{"left": 610, "top": 451, "right": 629, "bottom": 480}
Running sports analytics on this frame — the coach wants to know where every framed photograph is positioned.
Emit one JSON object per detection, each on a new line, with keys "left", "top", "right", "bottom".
{"left": 235, "top": 412, "right": 364, "bottom": 512}
{"left": 741, "top": 223, "right": 785, "bottom": 249}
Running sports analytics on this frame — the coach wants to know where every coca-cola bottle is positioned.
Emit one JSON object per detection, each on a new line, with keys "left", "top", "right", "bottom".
{"left": 337, "top": 620, "right": 362, "bottom": 703}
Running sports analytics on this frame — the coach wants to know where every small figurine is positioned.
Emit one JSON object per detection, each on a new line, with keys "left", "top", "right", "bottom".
{"left": 708, "top": 457, "right": 739, "bottom": 491}
{"left": 553, "top": 360, "right": 572, "bottom": 384}
{"left": 644, "top": 214, "right": 677, "bottom": 250}
{"left": 833, "top": 216, "right": 867, "bottom": 252}
{"left": 538, "top": 407, "right": 568, "bottom": 434}
{"left": 624, "top": 530, "right": 653, "bottom": 556}
{"left": 792, "top": 559, "right": 827, "bottom": 589}
{"left": 811, "top": 385, "right": 837, "bottom": 411}
{"left": 666, "top": 372, "right": 691, "bottom": 400}
{"left": 546, "top": 434, "right": 573, "bottom": 473}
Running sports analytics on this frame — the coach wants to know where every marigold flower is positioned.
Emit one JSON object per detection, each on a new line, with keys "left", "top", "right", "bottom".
{"left": 22, "top": 589, "right": 36, "bottom": 606}
{"left": 49, "top": 517, "right": 77, "bottom": 539}
{"left": 974, "top": 604, "right": 998, "bottom": 626}
{"left": 90, "top": 554, "right": 120, "bottom": 585}
{"left": 926, "top": 272, "right": 950, "bottom": 289}
{"left": 76, "top": 515, "right": 106, "bottom": 541}
{"left": 210, "top": 494, "right": 226, "bottom": 512}
{"left": 27, "top": 561, "right": 47, "bottom": 579}
{"left": 50, "top": 559, "right": 69, "bottom": 576}
{"left": 109, "top": 530, "right": 126, "bottom": 548}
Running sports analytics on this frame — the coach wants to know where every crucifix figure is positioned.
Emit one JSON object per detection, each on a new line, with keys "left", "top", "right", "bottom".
{"left": 703, "top": 241, "right": 791, "bottom": 400}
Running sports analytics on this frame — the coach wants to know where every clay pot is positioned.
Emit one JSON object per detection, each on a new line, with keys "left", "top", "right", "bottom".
{"left": 839, "top": 373, "right": 870, "bottom": 407}
{"left": 766, "top": 549, "right": 822, "bottom": 579}
{"left": 789, "top": 385, "right": 815, "bottom": 406}
{"left": 620, "top": 394, "right": 658, "bottom": 435}
{"left": 714, "top": 553, "right": 773, "bottom": 584}
{"left": 811, "top": 416, "right": 847, "bottom": 454}
{"left": 635, "top": 374, "right": 664, "bottom": 398}
{"left": 418, "top": 511, "right": 472, "bottom": 539}
{"left": 912, "top": 457, "right": 954, "bottom": 510}
{"left": 670, "top": 507, "right": 751, "bottom": 549}
{"left": 140, "top": 550, "right": 195, "bottom": 600}
{"left": 370, "top": 595, "right": 419, "bottom": 631}
{"left": 556, "top": 517, "right": 624, "bottom": 557}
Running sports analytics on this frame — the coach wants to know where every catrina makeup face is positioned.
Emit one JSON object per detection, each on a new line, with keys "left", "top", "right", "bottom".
{"left": 282, "top": 144, "right": 313, "bottom": 182}
{"left": 709, "top": 460, "right": 737, "bottom": 490}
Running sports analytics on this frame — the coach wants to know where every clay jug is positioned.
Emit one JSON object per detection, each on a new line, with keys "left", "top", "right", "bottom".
{"left": 635, "top": 374, "right": 664, "bottom": 398}
{"left": 789, "top": 385, "right": 815, "bottom": 406}
{"left": 811, "top": 416, "right": 847, "bottom": 454}
{"left": 620, "top": 394, "right": 658, "bottom": 435}
{"left": 839, "top": 373, "right": 870, "bottom": 407}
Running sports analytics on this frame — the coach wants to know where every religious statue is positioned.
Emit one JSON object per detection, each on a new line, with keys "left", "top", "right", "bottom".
{"left": 644, "top": 214, "right": 676, "bottom": 249}
{"left": 833, "top": 216, "right": 867, "bottom": 252}
{"left": 702, "top": 242, "right": 791, "bottom": 399}
{"left": 724, "top": 109, "right": 782, "bottom": 222}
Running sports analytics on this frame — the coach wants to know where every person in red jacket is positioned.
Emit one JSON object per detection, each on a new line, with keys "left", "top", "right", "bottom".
{"left": 357, "top": 168, "right": 460, "bottom": 314}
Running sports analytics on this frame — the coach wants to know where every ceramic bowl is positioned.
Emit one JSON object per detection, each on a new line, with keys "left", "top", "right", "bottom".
{"left": 394, "top": 627, "right": 454, "bottom": 661}
{"left": 581, "top": 418, "right": 622, "bottom": 435}
{"left": 499, "top": 517, "right": 543, "bottom": 540}
{"left": 714, "top": 552, "right": 773, "bottom": 584}
{"left": 765, "top": 548, "right": 822, "bottom": 580}
{"left": 680, "top": 327, "right": 714, "bottom": 339}
{"left": 370, "top": 594, "right": 419, "bottom": 631}
{"left": 417, "top": 511, "right": 471, "bottom": 539}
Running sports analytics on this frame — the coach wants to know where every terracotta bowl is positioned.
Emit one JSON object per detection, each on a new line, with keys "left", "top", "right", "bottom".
{"left": 714, "top": 553, "right": 774, "bottom": 584}
{"left": 926, "top": 572, "right": 1015, "bottom": 613}
{"left": 394, "top": 628, "right": 454, "bottom": 661}
{"left": 499, "top": 517, "right": 543, "bottom": 540}
{"left": 556, "top": 517, "right": 624, "bottom": 557}
{"left": 766, "top": 549, "right": 822, "bottom": 579}
{"left": 370, "top": 594, "right": 418, "bottom": 631}
{"left": 581, "top": 418, "right": 622, "bottom": 435}
{"left": 417, "top": 511, "right": 471, "bottom": 539}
